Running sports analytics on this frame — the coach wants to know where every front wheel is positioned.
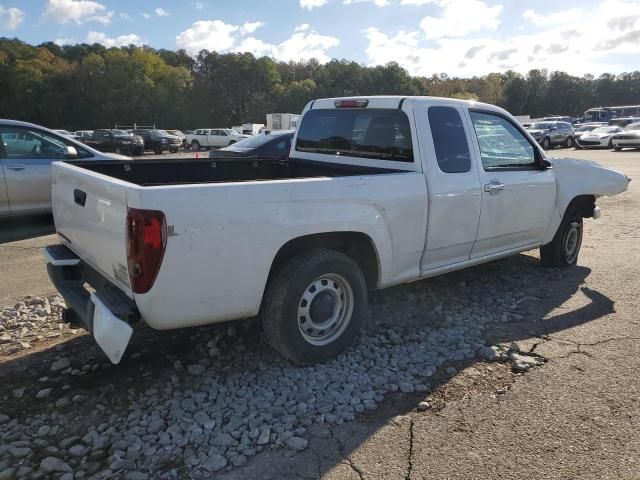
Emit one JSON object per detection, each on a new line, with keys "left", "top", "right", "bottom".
{"left": 262, "top": 249, "right": 367, "bottom": 364}
{"left": 191, "top": 140, "right": 200, "bottom": 150}
{"left": 540, "top": 206, "right": 583, "bottom": 268}
{"left": 565, "top": 136, "right": 573, "bottom": 148}
{"left": 608, "top": 139, "right": 614, "bottom": 150}
{"left": 153, "top": 148, "right": 163, "bottom": 155}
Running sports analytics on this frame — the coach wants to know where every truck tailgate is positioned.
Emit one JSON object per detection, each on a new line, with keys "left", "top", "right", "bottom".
{"left": 51, "top": 161, "right": 132, "bottom": 296}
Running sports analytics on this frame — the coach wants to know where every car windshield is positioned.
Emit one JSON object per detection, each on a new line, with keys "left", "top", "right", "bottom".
{"left": 224, "top": 129, "right": 236, "bottom": 135}
{"left": 529, "top": 122, "right": 554, "bottom": 129}
{"left": 625, "top": 123, "right": 640, "bottom": 131}
{"left": 576, "top": 125, "right": 597, "bottom": 132}
{"left": 229, "top": 132, "right": 291, "bottom": 149}
{"left": 112, "top": 130, "right": 130, "bottom": 136}
{"left": 593, "top": 127, "right": 620, "bottom": 133}
{"left": 154, "top": 130, "right": 169, "bottom": 136}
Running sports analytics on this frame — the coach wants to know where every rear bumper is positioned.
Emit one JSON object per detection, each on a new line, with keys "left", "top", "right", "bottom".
{"left": 44, "top": 245, "right": 139, "bottom": 364}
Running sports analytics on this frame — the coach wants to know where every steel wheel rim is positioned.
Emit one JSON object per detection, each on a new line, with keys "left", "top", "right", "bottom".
{"left": 297, "top": 273, "right": 354, "bottom": 346}
{"left": 564, "top": 221, "right": 582, "bottom": 263}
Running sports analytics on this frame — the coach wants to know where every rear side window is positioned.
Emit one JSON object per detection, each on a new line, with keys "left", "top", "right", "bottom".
{"left": 428, "top": 106, "right": 471, "bottom": 173}
{"left": 296, "top": 108, "right": 413, "bottom": 162}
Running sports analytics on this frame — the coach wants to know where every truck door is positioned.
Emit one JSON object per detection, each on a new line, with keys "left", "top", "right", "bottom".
{"left": 417, "top": 104, "right": 482, "bottom": 271}
{"left": 467, "top": 110, "right": 556, "bottom": 258}
{"left": 0, "top": 127, "right": 68, "bottom": 214}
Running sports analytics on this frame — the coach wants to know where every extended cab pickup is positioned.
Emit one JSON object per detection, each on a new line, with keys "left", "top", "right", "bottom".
{"left": 44, "top": 96, "right": 630, "bottom": 364}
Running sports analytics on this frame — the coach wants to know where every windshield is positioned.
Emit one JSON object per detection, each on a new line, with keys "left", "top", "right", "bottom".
{"left": 593, "top": 127, "right": 620, "bottom": 133}
{"left": 529, "top": 122, "right": 554, "bottom": 129}
{"left": 154, "top": 130, "right": 169, "bottom": 136}
{"left": 112, "top": 130, "right": 130, "bottom": 136}
{"left": 225, "top": 129, "right": 237, "bottom": 135}
{"left": 230, "top": 132, "right": 291, "bottom": 149}
{"left": 625, "top": 123, "right": 640, "bottom": 131}
{"left": 576, "top": 125, "right": 597, "bottom": 132}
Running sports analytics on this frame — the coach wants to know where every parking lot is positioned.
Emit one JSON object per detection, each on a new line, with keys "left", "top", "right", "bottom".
{"left": 0, "top": 148, "right": 639, "bottom": 479}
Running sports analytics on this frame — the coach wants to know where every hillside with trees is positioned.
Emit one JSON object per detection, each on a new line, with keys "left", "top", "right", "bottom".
{"left": 1, "top": 38, "right": 639, "bottom": 130}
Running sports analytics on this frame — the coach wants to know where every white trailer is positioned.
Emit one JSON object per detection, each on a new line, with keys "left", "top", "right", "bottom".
{"left": 266, "top": 113, "right": 300, "bottom": 131}
{"left": 241, "top": 123, "right": 265, "bottom": 135}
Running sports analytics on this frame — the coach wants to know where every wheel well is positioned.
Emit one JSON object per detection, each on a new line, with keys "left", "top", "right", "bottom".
{"left": 268, "top": 232, "right": 380, "bottom": 289}
{"left": 568, "top": 195, "right": 596, "bottom": 218}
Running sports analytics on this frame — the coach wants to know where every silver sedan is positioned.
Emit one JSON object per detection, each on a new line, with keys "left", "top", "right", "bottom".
{"left": 0, "top": 119, "right": 128, "bottom": 217}
{"left": 612, "top": 122, "right": 640, "bottom": 150}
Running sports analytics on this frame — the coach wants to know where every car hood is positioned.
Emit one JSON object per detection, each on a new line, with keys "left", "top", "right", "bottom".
{"left": 527, "top": 129, "right": 547, "bottom": 135}
{"left": 551, "top": 157, "right": 630, "bottom": 198}
{"left": 581, "top": 133, "right": 612, "bottom": 140}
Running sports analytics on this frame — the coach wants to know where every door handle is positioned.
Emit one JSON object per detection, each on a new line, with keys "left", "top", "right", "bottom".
{"left": 6, "top": 164, "right": 25, "bottom": 171}
{"left": 484, "top": 180, "right": 505, "bottom": 195}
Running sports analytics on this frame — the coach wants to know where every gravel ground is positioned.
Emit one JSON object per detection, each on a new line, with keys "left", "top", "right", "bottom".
{"left": 0, "top": 148, "right": 637, "bottom": 479}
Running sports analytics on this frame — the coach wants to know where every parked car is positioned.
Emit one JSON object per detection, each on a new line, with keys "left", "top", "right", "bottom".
{"left": 539, "top": 116, "right": 574, "bottom": 124}
{"left": 186, "top": 128, "right": 249, "bottom": 150}
{"left": 43, "top": 96, "right": 629, "bottom": 365}
{"left": 0, "top": 119, "right": 129, "bottom": 217}
{"left": 612, "top": 122, "right": 640, "bottom": 150}
{"left": 526, "top": 121, "right": 575, "bottom": 149}
{"left": 572, "top": 123, "right": 607, "bottom": 148}
{"left": 53, "top": 129, "right": 73, "bottom": 137}
{"left": 73, "top": 130, "right": 94, "bottom": 140}
{"left": 165, "top": 129, "right": 187, "bottom": 148}
{"left": 575, "top": 126, "right": 623, "bottom": 149}
{"left": 608, "top": 117, "right": 640, "bottom": 128}
{"left": 209, "top": 130, "right": 294, "bottom": 160}
{"left": 83, "top": 129, "right": 144, "bottom": 156}
{"left": 131, "top": 129, "right": 182, "bottom": 154}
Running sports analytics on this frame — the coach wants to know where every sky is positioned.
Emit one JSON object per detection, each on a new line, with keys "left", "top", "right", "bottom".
{"left": 1, "top": 0, "right": 639, "bottom": 77}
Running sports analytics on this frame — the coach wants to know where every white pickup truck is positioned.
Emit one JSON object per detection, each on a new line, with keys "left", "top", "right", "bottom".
{"left": 185, "top": 128, "right": 248, "bottom": 150}
{"left": 44, "top": 96, "right": 629, "bottom": 365}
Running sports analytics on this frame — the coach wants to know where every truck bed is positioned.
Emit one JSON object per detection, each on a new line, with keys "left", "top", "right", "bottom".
{"left": 69, "top": 157, "right": 401, "bottom": 187}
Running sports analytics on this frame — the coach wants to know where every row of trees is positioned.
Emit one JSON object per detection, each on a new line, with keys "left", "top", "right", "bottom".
{"left": 1, "top": 38, "right": 640, "bottom": 130}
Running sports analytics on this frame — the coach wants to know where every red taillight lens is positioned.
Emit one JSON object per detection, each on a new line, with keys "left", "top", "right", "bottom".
{"left": 334, "top": 99, "right": 369, "bottom": 108}
{"left": 126, "top": 208, "right": 167, "bottom": 294}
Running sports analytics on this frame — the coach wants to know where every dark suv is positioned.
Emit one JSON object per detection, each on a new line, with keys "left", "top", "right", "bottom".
{"left": 526, "top": 121, "right": 575, "bottom": 149}
{"left": 83, "top": 129, "right": 144, "bottom": 156}
{"left": 131, "top": 129, "right": 181, "bottom": 154}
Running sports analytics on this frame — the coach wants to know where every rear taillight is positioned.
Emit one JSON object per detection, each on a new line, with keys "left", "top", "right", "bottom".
{"left": 334, "top": 99, "right": 369, "bottom": 108}
{"left": 126, "top": 208, "right": 167, "bottom": 294}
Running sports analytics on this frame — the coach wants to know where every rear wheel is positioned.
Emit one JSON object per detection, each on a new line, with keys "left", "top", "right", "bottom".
{"left": 262, "top": 249, "right": 367, "bottom": 364}
{"left": 191, "top": 140, "right": 200, "bottom": 150}
{"left": 540, "top": 206, "right": 583, "bottom": 268}
{"left": 565, "top": 136, "right": 573, "bottom": 148}
{"left": 614, "top": 146, "right": 622, "bottom": 151}
{"left": 541, "top": 137, "right": 551, "bottom": 150}
{"left": 169, "top": 148, "right": 178, "bottom": 154}
{"left": 608, "top": 139, "right": 614, "bottom": 149}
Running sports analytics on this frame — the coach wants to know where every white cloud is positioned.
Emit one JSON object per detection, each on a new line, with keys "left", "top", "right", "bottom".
{"left": 44, "top": 0, "right": 113, "bottom": 24}
{"left": 54, "top": 37, "right": 74, "bottom": 46}
{"left": 176, "top": 20, "right": 239, "bottom": 54}
{"left": 343, "top": 0, "right": 389, "bottom": 6}
{"left": 142, "top": 12, "right": 150, "bottom": 19}
{"left": 155, "top": 7, "right": 170, "bottom": 17}
{"left": 119, "top": 12, "right": 132, "bottom": 22}
{"left": 176, "top": 20, "right": 339, "bottom": 62}
{"left": 193, "top": 1, "right": 205, "bottom": 9}
{"left": 366, "top": 0, "right": 640, "bottom": 77}
{"left": 420, "top": 0, "right": 502, "bottom": 39}
{"left": 0, "top": 6, "right": 24, "bottom": 31}
{"left": 523, "top": 8, "right": 583, "bottom": 27}
{"left": 400, "top": 0, "right": 435, "bottom": 4}
{"left": 86, "top": 31, "right": 144, "bottom": 47}
{"left": 241, "top": 21, "right": 264, "bottom": 34}
{"left": 300, "top": 0, "right": 328, "bottom": 9}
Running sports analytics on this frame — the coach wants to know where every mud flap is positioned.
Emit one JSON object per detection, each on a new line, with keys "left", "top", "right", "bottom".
{"left": 91, "top": 293, "right": 133, "bottom": 364}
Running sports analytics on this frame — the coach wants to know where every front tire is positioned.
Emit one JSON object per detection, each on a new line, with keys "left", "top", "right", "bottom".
{"left": 262, "top": 249, "right": 367, "bottom": 364}
{"left": 540, "top": 206, "right": 583, "bottom": 268}
{"left": 565, "top": 136, "right": 573, "bottom": 148}
{"left": 608, "top": 139, "right": 614, "bottom": 149}
{"left": 191, "top": 140, "right": 200, "bottom": 150}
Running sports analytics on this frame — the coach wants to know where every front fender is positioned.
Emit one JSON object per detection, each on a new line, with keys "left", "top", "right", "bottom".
{"left": 543, "top": 157, "right": 630, "bottom": 243}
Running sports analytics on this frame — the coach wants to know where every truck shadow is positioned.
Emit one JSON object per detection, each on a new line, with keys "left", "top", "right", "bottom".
{"left": 0, "top": 253, "right": 614, "bottom": 479}
{"left": 0, "top": 213, "right": 55, "bottom": 244}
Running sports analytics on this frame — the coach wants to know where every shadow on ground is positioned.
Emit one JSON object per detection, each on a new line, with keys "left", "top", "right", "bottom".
{"left": 0, "top": 213, "right": 54, "bottom": 244}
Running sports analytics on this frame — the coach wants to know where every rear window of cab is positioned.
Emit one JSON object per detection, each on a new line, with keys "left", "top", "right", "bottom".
{"left": 295, "top": 108, "right": 414, "bottom": 162}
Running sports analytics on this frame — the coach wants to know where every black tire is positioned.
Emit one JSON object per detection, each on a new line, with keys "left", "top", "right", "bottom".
{"left": 540, "top": 206, "right": 583, "bottom": 268}
{"left": 154, "top": 148, "right": 163, "bottom": 155}
{"left": 614, "top": 146, "right": 622, "bottom": 151}
{"left": 608, "top": 139, "right": 614, "bottom": 149}
{"left": 565, "top": 136, "right": 573, "bottom": 148}
{"left": 191, "top": 140, "right": 200, "bottom": 150}
{"left": 541, "top": 137, "right": 551, "bottom": 150}
{"left": 262, "top": 249, "right": 367, "bottom": 364}
{"left": 169, "top": 148, "right": 178, "bottom": 154}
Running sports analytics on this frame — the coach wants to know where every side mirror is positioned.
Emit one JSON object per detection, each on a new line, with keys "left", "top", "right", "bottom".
{"left": 64, "top": 146, "right": 78, "bottom": 158}
{"left": 539, "top": 157, "right": 552, "bottom": 169}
